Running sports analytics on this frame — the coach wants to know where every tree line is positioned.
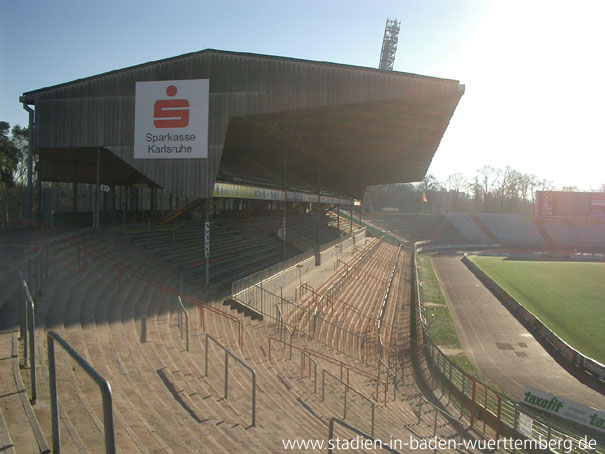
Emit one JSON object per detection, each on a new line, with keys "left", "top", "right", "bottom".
{"left": 3, "top": 119, "right": 604, "bottom": 220}
{"left": 365, "top": 166, "right": 605, "bottom": 216}
{"left": 1, "top": 122, "right": 36, "bottom": 220}
{"left": 0, "top": 121, "right": 30, "bottom": 189}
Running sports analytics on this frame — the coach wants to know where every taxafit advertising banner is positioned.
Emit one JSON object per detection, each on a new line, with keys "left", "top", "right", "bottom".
{"left": 521, "top": 387, "right": 604, "bottom": 433}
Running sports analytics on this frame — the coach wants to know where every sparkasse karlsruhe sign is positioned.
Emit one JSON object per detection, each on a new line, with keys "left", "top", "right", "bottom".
{"left": 134, "top": 79, "right": 209, "bottom": 159}
{"left": 521, "top": 387, "right": 604, "bottom": 433}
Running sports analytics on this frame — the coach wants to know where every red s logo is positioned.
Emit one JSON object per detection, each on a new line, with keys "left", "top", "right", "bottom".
{"left": 154, "top": 85, "right": 189, "bottom": 128}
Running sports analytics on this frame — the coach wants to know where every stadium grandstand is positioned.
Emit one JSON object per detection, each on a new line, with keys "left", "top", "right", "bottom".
{"left": 0, "top": 49, "right": 489, "bottom": 453}
{"left": 365, "top": 210, "right": 605, "bottom": 253}
{"left": 3, "top": 47, "right": 603, "bottom": 454}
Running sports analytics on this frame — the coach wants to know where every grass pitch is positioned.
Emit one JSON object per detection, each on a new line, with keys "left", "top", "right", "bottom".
{"left": 469, "top": 256, "right": 605, "bottom": 364}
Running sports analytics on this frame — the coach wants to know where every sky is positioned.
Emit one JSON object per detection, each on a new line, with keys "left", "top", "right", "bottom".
{"left": 1, "top": 0, "right": 604, "bottom": 190}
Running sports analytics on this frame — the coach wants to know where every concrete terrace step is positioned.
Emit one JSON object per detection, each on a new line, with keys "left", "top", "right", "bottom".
{"left": 126, "top": 234, "right": 468, "bottom": 450}
{"left": 122, "top": 252, "right": 328, "bottom": 450}
{"left": 36, "top": 238, "right": 237, "bottom": 450}
{"left": 0, "top": 330, "right": 49, "bottom": 453}
{"left": 73, "top": 236, "right": 252, "bottom": 451}
{"left": 8, "top": 227, "right": 481, "bottom": 453}
{"left": 33, "top": 232, "right": 320, "bottom": 452}
{"left": 259, "top": 327, "right": 466, "bottom": 452}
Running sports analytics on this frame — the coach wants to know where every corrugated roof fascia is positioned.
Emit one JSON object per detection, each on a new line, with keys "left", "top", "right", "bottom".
{"left": 22, "top": 48, "right": 461, "bottom": 98}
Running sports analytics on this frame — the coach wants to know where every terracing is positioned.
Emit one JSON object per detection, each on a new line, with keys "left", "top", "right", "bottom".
{"left": 114, "top": 213, "right": 341, "bottom": 287}
{"left": 1, "top": 223, "right": 483, "bottom": 453}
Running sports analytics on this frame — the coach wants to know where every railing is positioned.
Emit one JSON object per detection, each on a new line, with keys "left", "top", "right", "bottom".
{"left": 413, "top": 242, "right": 605, "bottom": 454}
{"left": 377, "top": 358, "right": 398, "bottom": 402}
{"left": 275, "top": 304, "right": 295, "bottom": 357}
{"left": 176, "top": 296, "right": 189, "bottom": 352}
{"left": 331, "top": 210, "right": 401, "bottom": 246}
{"left": 2, "top": 219, "right": 43, "bottom": 250}
{"left": 242, "top": 281, "right": 375, "bottom": 362}
{"left": 18, "top": 272, "right": 37, "bottom": 403}
{"left": 334, "top": 259, "right": 388, "bottom": 283}
{"left": 327, "top": 418, "right": 402, "bottom": 454}
{"left": 463, "top": 254, "right": 605, "bottom": 381}
{"left": 268, "top": 337, "right": 389, "bottom": 406}
{"left": 47, "top": 331, "right": 115, "bottom": 454}
{"left": 414, "top": 244, "right": 506, "bottom": 439}
{"left": 231, "top": 229, "right": 366, "bottom": 299}
{"left": 416, "top": 395, "right": 463, "bottom": 438}
{"left": 300, "top": 350, "right": 317, "bottom": 394}
{"left": 299, "top": 283, "right": 391, "bottom": 334}
{"left": 239, "top": 245, "right": 314, "bottom": 288}
{"left": 322, "top": 369, "right": 376, "bottom": 436}
{"left": 16, "top": 220, "right": 243, "bottom": 347}
{"left": 204, "top": 334, "right": 256, "bottom": 427}
{"left": 376, "top": 245, "right": 401, "bottom": 362}
{"left": 3, "top": 223, "right": 57, "bottom": 303}
{"left": 311, "top": 237, "right": 385, "bottom": 360}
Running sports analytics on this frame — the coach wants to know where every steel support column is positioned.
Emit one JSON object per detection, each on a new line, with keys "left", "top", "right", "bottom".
{"left": 315, "top": 159, "right": 321, "bottom": 266}
{"left": 95, "top": 148, "right": 100, "bottom": 228}
{"left": 72, "top": 183, "right": 78, "bottom": 213}
{"left": 282, "top": 148, "right": 287, "bottom": 259}
{"left": 204, "top": 198, "right": 210, "bottom": 286}
{"left": 21, "top": 100, "right": 34, "bottom": 220}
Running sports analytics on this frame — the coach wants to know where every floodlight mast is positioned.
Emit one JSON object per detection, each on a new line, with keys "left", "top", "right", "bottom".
{"left": 378, "top": 18, "right": 401, "bottom": 71}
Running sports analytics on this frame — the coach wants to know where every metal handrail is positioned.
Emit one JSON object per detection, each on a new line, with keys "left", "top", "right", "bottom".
{"left": 39, "top": 221, "right": 243, "bottom": 347}
{"left": 204, "top": 334, "right": 256, "bottom": 427}
{"left": 304, "top": 282, "right": 392, "bottom": 328}
{"left": 376, "top": 245, "right": 401, "bottom": 363}
{"left": 275, "top": 304, "right": 295, "bottom": 358}
{"left": 414, "top": 244, "right": 585, "bottom": 448}
{"left": 240, "top": 281, "right": 370, "bottom": 361}
{"left": 267, "top": 336, "right": 388, "bottom": 405}
{"left": 321, "top": 369, "right": 375, "bottom": 436}
{"left": 300, "top": 350, "right": 317, "bottom": 394}
{"left": 327, "top": 418, "right": 402, "bottom": 454}
{"left": 47, "top": 331, "right": 115, "bottom": 454}
{"left": 18, "top": 271, "right": 37, "bottom": 403}
{"left": 176, "top": 296, "right": 189, "bottom": 352}
{"left": 316, "top": 237, "right": 383, "bottom": 314}
{"left": 417, "top": 395, "right": 462, "bottom": 437}
{"left": 231, "top": 229, "right": 362, "bottom": 295}
{"left": 378, "top": 358, "right": 398, "bottom": 401}
{"left": 275, "top": 304, "right": 285, "bottom": 338}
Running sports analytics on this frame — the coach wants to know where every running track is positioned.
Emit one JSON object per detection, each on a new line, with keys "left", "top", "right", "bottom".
{"left": 431, "top": 253, "right": 605, "bottom": 409}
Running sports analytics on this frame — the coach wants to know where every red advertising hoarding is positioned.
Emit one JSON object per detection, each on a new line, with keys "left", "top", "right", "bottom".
{"left": 536, "top": 192, "right": 555, "bottom": 216}
{"left": 536, "top": 191, "right": 605, "bottom": 218}
{"left": 590, "top": 193, "right": 605, "bottom": 217}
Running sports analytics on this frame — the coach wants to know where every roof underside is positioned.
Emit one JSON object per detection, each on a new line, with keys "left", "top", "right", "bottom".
{"left": 219, "top": 93, "right": 462, "bottom": 197}
{"left": 39, "top": 147, "right": 159, "bottom": 188}
{"left": 24, "top": 49, "right": 464, "bottom": 200}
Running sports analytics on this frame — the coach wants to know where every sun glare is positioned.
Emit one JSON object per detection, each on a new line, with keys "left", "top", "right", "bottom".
{"left": 432, "top": 0, "right": 605, "bottom": 189}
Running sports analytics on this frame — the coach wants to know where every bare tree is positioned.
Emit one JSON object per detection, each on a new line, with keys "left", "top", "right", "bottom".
{"left": 475, "top": 165, "right": 502, "bottom": 212}
{"left": 446, "top": 172, "right": 467, "bottom": 211}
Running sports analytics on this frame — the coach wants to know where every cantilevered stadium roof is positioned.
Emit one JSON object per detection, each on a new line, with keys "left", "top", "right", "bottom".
{"left": 22, "top": 49, "right": 464, "bottom": 199}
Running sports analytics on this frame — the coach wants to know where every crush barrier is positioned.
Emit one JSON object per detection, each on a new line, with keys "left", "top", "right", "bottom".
{"left": 233, "top": 236, "right": 401, "bottom": 365}
{"left": 231, "top": 229, "right": 366, "bottom": 297}
{"left": 9, "top": 220, "right": 242, "bottom": 347}
{"left": 268, "top": 337, "right": 390, "bottom": 407}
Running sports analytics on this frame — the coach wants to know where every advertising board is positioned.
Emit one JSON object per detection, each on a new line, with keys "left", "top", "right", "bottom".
{"left": 134, "top": 79, "right": 209, "bottom": 159}
{"left": 521, "top": 387, "right": 604, "bottom": 433}
{"left": 536, "top": 191, "right": 605, "bottom": 218}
